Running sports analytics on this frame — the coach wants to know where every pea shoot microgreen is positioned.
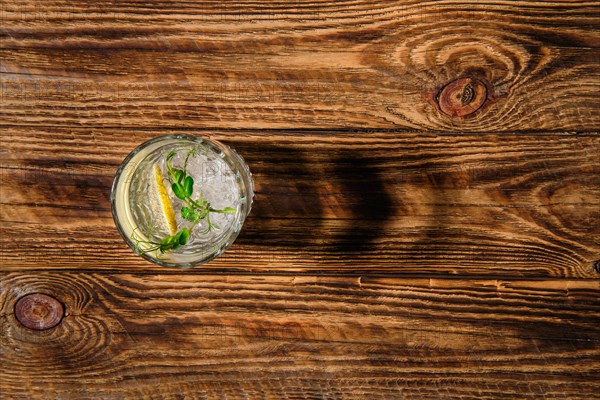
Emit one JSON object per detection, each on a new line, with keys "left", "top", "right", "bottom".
{"left": 132, "top": 227, "right": 190, "bottom": 255}
{"left": 131, "top": 148, "right": 236, "bottom": 257}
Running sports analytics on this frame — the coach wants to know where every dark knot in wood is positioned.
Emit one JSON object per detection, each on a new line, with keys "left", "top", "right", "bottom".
{"left": 594, "top": 260, "right": 600, "bottom": 275}
{"left": 438, "top": 77, "right": 487, "bottom": 117}
{"left": 461, "top": 83, "right": 475, "bottom": 106}
{"left": 14, "top": 293, "right": 64, "bottom": 330}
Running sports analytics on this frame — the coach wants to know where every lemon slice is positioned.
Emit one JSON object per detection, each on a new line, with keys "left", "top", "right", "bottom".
{"left": 154, "top": 163, "right": 178, "bottom": 235}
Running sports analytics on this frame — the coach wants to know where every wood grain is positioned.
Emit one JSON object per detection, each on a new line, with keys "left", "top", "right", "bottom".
{"left": 1, "top": 127, "right": 599, "bottom": 277}
{"left": 1, "top": 272, "right": 599, "bottom": 399}
{"left": 1, "top": 0, "right": 599, "bottom": 131}
{"left": 1, "top": 2, "right": 599, "bottom": 398}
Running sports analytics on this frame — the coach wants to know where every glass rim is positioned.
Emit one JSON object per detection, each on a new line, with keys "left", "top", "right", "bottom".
{"left": 110, "top": 134, "right": 253, "bottom": 268}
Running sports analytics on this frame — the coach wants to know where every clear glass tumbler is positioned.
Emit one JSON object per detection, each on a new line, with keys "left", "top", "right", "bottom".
{"left": 110, "top": 135, "right": 253, "bottom": 267}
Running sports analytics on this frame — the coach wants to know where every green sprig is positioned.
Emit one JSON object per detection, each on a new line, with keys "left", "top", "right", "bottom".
{"left": 165, "top": 149, "right": 235, "bottom": 227}
{"left": 132, "top": 227, "right": 190, "bottom": 256}
{"left": 132, "top": 148, "right": 236, "bottom": 257}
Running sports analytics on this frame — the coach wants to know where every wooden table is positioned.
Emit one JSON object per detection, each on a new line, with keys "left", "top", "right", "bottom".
{"left": 1, "top": 1, "right": 599, "bottom": 398}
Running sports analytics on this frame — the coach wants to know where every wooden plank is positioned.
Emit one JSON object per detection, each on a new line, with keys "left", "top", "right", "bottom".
{"left": 1, "top": 272, "right": 598, "bottom": 399}
{"left": 1, "top": 1, "right": 599, "bottom": 131}
{"left": 1, "top": 127, "right": 599, "bottom": 277}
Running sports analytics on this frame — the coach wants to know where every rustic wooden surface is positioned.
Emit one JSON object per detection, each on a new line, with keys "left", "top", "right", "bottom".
{"left": 2, "top": 127, "right": 600, "bottom": 277}
{"left": 2, "top": 273, "right": 600, "bottom": 399}
{"left": 1, "top": 0, "right": 599, "bottom": 399}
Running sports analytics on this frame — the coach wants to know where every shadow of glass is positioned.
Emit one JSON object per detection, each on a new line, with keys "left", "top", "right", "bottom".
{"left": 328, "top": 154, "right": 395, "bottom": 253}
{"left": 223, "top": 142, "right": 325, "bottom": 251}
{"left": 222, "top": 140, "right": 395, "bottom": 265}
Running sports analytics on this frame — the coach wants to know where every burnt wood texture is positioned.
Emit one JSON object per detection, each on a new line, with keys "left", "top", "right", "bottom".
{"left": 1, "top": 0, "right": 599, "bottom": 399}
{"left": 1, "top": 128, "right": 600, "bottom": 277}
{"left": 1, "top": 273, "right": 599, "bottom": 399}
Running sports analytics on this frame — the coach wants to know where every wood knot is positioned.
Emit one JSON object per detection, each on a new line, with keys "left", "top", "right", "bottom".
{"left": 14, "top": 293, "right": 64, "bottom": 330}
{"left": 594, "top": 260, "right": 600, "bottom": 275}
{"left": 438, "top": 77, "right": 487, "bottom": 117}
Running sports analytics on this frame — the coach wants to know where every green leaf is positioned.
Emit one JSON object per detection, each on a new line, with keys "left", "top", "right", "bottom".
{"left": 178, "top": 228, "right": 190, "bottom": 245}
{"left": 159, "top": 232, "right": 187, "bottom": 253}
{"left": 174, "top": 169, "right": 184, "bottom": 184}
{"left": 172, "top": 183, "right": 185, "bottom": 199}
{"left": 184, "top": 176, "right": 194, "bottom": 197}
{"left": 161, "top": 235, "right": 176, "bottom": 247}
{"left": 166, "top": 150, "right": 176, "bottom": 163}
{"left": 181, "top": 206, "right": 199, "bottom": 222}
{"left": 181, "top": 206, "right": 192, "bottom": 219}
